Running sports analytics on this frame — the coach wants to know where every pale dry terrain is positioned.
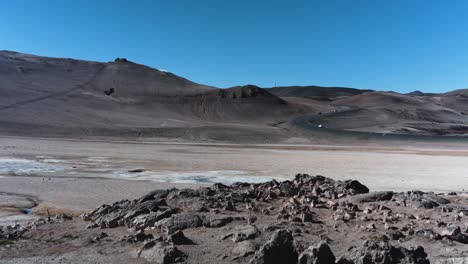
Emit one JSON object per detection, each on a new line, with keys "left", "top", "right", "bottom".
{"left": 1, "top": 136, "right": 467, "bottom": 219}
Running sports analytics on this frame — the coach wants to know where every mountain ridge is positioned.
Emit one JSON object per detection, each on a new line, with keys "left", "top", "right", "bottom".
{"left": 2, "top": 50, "right": 468, "bottom": 142}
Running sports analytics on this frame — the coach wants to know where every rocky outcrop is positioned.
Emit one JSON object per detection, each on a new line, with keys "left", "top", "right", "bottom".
{"left": 298, "top": 242, "right": 336, "bottom": 264}
{"left": 249, "top": 229, "right": 298, "bottom": 264}
{"left": 76, "top": 174, "right": 466, "bottom": 263}
{"left": 347, "top": 240, "right": 429, "bottom": 264}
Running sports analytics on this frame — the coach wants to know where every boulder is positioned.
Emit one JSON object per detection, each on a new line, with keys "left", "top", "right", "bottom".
{"left": 166, "top": 230, "right": 194, "bottom": 245}
{"left": 203, "top": 215, "right": 234, "bottom": 228}
{"left": 348, "top": 240, "right": 429, "bottom": 264}
{"left": 249, "top": 229, "right": 298, "bottom": 264}
{"left": 441, "top": 224, "right": 468, "bottom": 244}
{"left": 138, "top": 242, "right": 186, "bottom": 264}
{"left": 441, "top": 224, "right": 461, "bottom": 237}
{"left": 230, "top": 225, "right": 260, "bottom": 242}
{"left": 348, "top": 191, "right": 394, "bottom": 204}
{"left": 155, "top": 212, "right": 204, "bottom": 234}
{"left": 232, "top": 241, "right": 257, "bottom": 257}
{"left": 298, "top": 242, "right": 336, "bottom": 264}
{"left": 343, "top": 180, "right": 370, "bottom": 195}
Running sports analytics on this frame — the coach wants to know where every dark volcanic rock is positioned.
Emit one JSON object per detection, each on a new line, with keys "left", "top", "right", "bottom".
{"left": 166, "top": 230, "right": 194, "bottom": 245}
{"left": 155, "top": 212, "right": 204, "bottom": 234}
{"left": 131, "top": 208, "right": 178, "bottom": 230}
{"left": 80, "top": 174, "right": 461, "bottom": 263}
{"left": 348, "top": 240, "right": 429, "bottom": 264}
{"left": 343, "top": 180, "right": 370, "bottom": 195}
{"left": 393, "top": 191, "right": 450, "bottom": 209}
{"left": 441, "top": 224, "right": 468, "bottom": 244}
{"left": 138, "top": 242, "right": 186, "bottom": 264}
{"left": 121, "top": 231, "right": 154, "bottom": 243}
{"left": 415, "top": 229, "right": 441, "bottom": 241}
{"left": 232, "top": 241, "right": 257, "bottom": 257}
{"left": 348, "top": 191, "right": 394, "bottom": 203}
{"left": 230, "top": 225, "right": 260, "bottom": 242}
{"left": 203, "top": 215, "right": 235, "bottom": 228}
{"left": 0, "top": 224, "right": 29, "bottom": 240}
{"left": 298, "top": 242, "right": 336, "bottom": 264}
{"left": 249, "top": 229, "right": 298, "bottom": 264}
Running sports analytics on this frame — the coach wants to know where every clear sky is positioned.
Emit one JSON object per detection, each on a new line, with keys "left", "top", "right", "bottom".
{"left": 1, "top": 0, "right": 468, "bottom": 92}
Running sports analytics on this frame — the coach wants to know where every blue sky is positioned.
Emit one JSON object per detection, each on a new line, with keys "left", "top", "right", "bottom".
{"left": 1, "top": 0, "right": 468, "bottom": 92}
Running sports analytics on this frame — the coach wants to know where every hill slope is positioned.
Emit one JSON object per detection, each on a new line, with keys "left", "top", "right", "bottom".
{"left": 0, "top": 51, "right": 303, "bottom": 142}
{"left": 2, "top": 50, "right": 468, "bottom": 141}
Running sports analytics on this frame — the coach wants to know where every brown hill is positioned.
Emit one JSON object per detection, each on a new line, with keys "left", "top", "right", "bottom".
{"left": 2, "top": 50, "right": 468, "bottom": 141}
{"left": 0, "top": 51, "right": 302, "bottom": 142}
{"left": 292, "top": 91, "right": 468, "bottom": 135}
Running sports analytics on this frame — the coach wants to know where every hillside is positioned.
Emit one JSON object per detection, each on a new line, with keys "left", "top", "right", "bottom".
{"left": 1, "top": 50, "right": 468, "bottom": 141}
{"left": 0, "top": 51, "right": 303, "bottom": 142}
{"left": 267, "top": 85, "right": 372, "bottom": 101}
{"left": 291, "top": 91, "right": 468, "bottom": 135}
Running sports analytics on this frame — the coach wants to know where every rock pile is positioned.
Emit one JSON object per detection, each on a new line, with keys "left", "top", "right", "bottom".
{"left": 78, "top": 174, "right": 468, "bottom": 263}
{"left": 4, "top": 174, "right": 468, "bottom": 263}
{"left": 0, "top": 214, "right": 72, "bottom": 242}
{"left": 82, "top": 174, "right": 370, "bottom": 231}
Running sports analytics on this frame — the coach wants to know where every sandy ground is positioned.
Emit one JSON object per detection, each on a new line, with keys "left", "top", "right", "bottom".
{"left": 0, "top": 136, "right": 468, "bottom": 223}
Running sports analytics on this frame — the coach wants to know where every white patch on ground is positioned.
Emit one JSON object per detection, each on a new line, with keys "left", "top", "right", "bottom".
{"left": 87, "top": 157, "right": 108, "bottom": 161}
{"left": 0, "top": 158, "right": 66, "bottom": 174}
{"left": 0, "top": 212, "right": 39, "bottom": 226}
{"left": 116, "top": 170, "right": 287, "bottom": 184}
{"left": 35, "top": 155, "right": 54, "bottom": 159}
{"left": 41, "top": 159, "right": 64, "bottom": 163}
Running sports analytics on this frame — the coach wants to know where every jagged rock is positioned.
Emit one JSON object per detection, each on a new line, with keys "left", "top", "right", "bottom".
{"left": 53, "top": 214, "right": 73, "bottom": 222}
{"left": 138, "top": 189, "right": 171, "bottom": 203}
{"left": 343, "top": 180, "right": 370, "bottom": 195}
{"left": 249, "top": 229, "right": 298, "bottom": 264}
{"left": 441, "top": 224, "right": 461, "bottom": 237}
{"left": 168, "top": 188, "right": 201, "bottom": 199}
{"left": 131, "top": 208, "right": 177, "bottom": 230}
{"left": 79, "top": 174, "right": 463, "bottom": 263}
{"left": 336, "top": 257, "right": 354, "bottom": 264}
{"left": 279, "top": 181, "right": 298, "bottom": 196}
{"left": 203, "top": 215, "right": 234, "bottom": 228}
{"left": 387, "top": 230, "right": 405, "bottom": 240}
{"left": 232, "top": 241, "right": 257, "bottom": 257}
{"left": 0, "top": 224, "right": 29, "bottom": 240}
{"left": 138, "top": 242, "right": 186, "bottom": 264}
{"left": 298, "top": 242, "right": 336, "bottom": 264}
{"left": 123, "top": 199, "right": 163, "bottom": 223}
{"left": 415, "top": 229, "right": 441, "bottom": 240}
{"left": 348, "top": 240, "right": 429, "bottom": 264}
{"left": 84, "top": 174, "right": 371, "bottom": 230}
{"left": 348, "top": 191, "right": 394, "bottom": 203}
{"left": 393, "top": 191, "right": 449, "bottom": 209}
{"left": 230, "top": 225, "right": 260, "bottom": 242}
{"left": 166, "top": 230, "right": 194, "bottom": 245}
{"left": 155, "top": 212, "right": 204, "bottom": 234}
{"left": 366, "top": 223, "right": 376, "bottom": 231}
{"left": 120, "top": 231, "right": 154, "bottom": 243}
{"left": 300, "top": 211, "right": 314, "bottom": 222}
{"left": 96, "top": 211, "right": 126, "bottom": 228}
{"left": 441, "top": 224, "right": 468, "bottom": 244}
{"left": 93, "top": 232, "right": 108, "bottom": 242}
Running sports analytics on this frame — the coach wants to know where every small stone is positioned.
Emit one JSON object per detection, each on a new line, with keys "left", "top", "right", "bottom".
{"left": 366, "top": 223, "right": 376, "bottom": 230}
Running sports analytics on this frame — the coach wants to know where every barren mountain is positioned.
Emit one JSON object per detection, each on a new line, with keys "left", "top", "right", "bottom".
{"left": 268, "top": 85, "right": 372, "bottom": 101}
{"left": 269, "top": 88, "right": 468, "bottom": 136}
{"left": 1, "top": 50, "right": 468, "bottom": 142}
{"left": 0, "top": 51, "right": 303, "bottom": 142}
